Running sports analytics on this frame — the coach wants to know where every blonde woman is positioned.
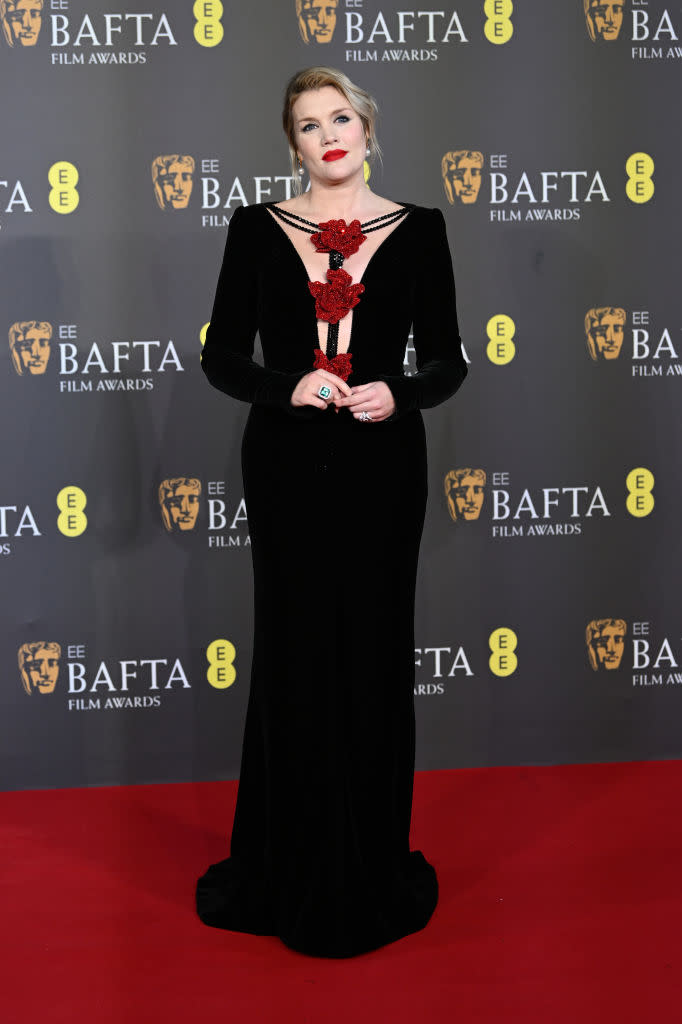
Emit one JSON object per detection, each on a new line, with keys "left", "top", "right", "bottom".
{"left": 197, "top": 67, "right": 467, "bottom": 958}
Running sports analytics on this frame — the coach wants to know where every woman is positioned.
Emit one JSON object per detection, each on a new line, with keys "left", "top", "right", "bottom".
{"left": 196, "top": 66, "right": 467, "bottom": 958}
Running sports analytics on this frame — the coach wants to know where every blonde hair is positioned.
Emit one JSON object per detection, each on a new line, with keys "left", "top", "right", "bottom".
{"left": 282, "top": 67, "right": 382, "bottom": 195}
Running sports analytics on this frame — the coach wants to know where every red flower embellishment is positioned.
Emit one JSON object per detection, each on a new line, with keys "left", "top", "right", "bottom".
{"left": 310, "top": 219, "right": 366, "bottom": 259}
{"left": 313, "top": 348, "right": 353, "bottom": 382}
{"left": 308, "top": 268, "right": 365, "bottom": 325}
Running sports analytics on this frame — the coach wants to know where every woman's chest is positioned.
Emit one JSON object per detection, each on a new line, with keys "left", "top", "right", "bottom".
{"left": 257, "top": 235, "right": 416, "bottom": 320}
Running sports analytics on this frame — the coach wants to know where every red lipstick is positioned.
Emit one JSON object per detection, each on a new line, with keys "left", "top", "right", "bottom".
{"left": 322, "top": 150, "right": 348, "bottom": 162}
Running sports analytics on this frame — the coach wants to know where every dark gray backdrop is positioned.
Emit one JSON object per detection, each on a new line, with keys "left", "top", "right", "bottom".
{"left": 2, "top": 1, "right": 680, "bottom": 791}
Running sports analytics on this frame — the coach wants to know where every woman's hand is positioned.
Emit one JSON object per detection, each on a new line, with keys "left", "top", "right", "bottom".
{"left": 334, "top": 381, "right": 396, "bottom": 422}
{"left": 291, "top": 369, "right": 353, "bottom": 410}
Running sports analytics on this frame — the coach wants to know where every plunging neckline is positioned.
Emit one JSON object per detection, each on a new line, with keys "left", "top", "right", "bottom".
{"left": 263, "top": 202, "right": 413, "bottom": 359}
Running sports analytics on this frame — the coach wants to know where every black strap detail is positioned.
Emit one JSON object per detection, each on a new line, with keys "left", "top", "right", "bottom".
{"left": 327, "top": 322, "right": 340, "bottom": 359}
{"left": 267, "top": 202, "right": 414, "bottom": 363}
{"left": 267, "top": 202, "right": 413, "bottom": 236}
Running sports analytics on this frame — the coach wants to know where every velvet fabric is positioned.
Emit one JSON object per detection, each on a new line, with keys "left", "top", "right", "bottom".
{"left": 196, "top": 203, "right": 467, "bottom": 957}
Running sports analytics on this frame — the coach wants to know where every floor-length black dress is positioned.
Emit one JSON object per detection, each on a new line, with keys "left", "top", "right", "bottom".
{"left": 196, "top": 202, "right": 467, "bottom": 958}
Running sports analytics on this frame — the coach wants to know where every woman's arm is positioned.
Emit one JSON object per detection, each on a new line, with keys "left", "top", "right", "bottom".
{"left": 377, "top": 207, "right": 467, "bottom": 418}
{"left": 201, "top": 205, "right": 310, "bottom": 410}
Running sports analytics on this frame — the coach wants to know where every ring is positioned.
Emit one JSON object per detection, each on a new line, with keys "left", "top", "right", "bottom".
{"left": 317, "top": 384, "right": 332, "bottom": 400}
{"left": 359, "top": 411, "right": 372, "bottom": 422}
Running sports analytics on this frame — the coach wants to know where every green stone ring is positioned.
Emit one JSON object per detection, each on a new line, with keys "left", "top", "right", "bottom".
{"left": 317, "top": 384, "right": 332, "bottom": 400}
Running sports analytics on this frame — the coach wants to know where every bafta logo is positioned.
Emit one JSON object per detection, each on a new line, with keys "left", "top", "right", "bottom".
{"left": 0, "top": 0, "right": 42, "bottom": 47}
{"left": 18, "top": 642, "right": 61, "bottom": 695}
{"left": 8, "top": 321, "right": 52, "bottom": 376}
{"left": 444, "top": 469, "right": 486, "bottom": 522}
{"left": 441, "top": 151, "right": 484, "bottom": 206}
{"left": 586, "top": 619, "right": 627, "bottom": 671}
{"left": 296, "top": 0, "right": 338, "bottom": 44}
{"left": 585, "top": 307, "right": 626, "bottom": 361}
{"left": 583, "top": 1, "right": 624, "bottom": 41}
{"left": 151, "top": 155, "right": 195, "bottom": 211}
{"left": 159, "top": 477, "right": 202, "bottom": 533}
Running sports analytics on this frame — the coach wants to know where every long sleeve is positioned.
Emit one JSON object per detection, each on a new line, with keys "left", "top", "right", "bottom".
{"left": 377, "top": 208, "right": 467, "bottom": 418}
{"left": 201, "top": 205, "right": 309, "bottom": 411}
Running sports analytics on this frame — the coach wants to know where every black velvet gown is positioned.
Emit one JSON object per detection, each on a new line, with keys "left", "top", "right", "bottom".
{"left": 196, "top": 202, "right": 467, "bottom": 958}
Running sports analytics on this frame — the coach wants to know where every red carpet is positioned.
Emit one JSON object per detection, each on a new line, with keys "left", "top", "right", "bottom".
{"left": 3, "top": 761, "right": 681, "bottom": 1023}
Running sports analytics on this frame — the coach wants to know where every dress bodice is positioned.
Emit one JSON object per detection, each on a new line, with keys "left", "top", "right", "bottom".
{"left": 263, "top": 200, "right": 414, "bottom": 364}
{"left": 201, "top": 202, "right": 467, "bottom": 420}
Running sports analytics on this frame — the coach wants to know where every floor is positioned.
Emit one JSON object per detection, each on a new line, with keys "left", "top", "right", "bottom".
{"left": 3, "top": 761, "right": 681, "bottom": 1023}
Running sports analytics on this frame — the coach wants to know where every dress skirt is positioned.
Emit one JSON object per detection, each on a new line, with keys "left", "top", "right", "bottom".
{"left": 196, "top": 403, "right": 438, "bottom": 957}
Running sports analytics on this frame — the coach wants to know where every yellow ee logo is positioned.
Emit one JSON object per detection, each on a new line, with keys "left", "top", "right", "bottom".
{"left": 200, "top": 322, "right": 209, "bottom": 347}
{"left": 48, "top": 162, "right": 79, "bottom": 214}
{"left": 625, "top": 153, "right": 654, "bottom": 204}
{"left": 486, "top": 314, "right": 516, "bottom": 364}
{"left": 207, "top": 639, "right": 236, "bottom": 689}
{"left": 57, "top": 486, "right": 87, "bottom": 537}
{"left": 626, "top": 467, "right": 654, "bottom": 518}
{"left": 364, "top": 160, "right": 371, "bottom": 184}
{"left": 489, "top": 627, "right": 518, "bottom": 676}
{"left": 193, "top": 0, "right": 223, "bottom": 47}
{"left": 484, "top": 0, "right": 513, "bottom": 44}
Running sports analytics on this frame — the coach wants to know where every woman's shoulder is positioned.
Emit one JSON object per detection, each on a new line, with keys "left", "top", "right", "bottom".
{"left": 404, "top": 203, "right": 446, "bottom": 220}
{"left": 403, "top": 204, "right": 448, "bottom": 237}
{"left": 229, "top": 203, "right": 271, "bottom": 222}
{"left": 364, "top": 198, "right": 444, "bottom": 224}
{"left": 225, "top": 204, "right": 274, "bottom": 242}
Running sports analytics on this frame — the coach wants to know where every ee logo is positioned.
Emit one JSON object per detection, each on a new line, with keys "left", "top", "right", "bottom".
{"left": 194, "top": 0, "right": 224, "bottom": 47}
{"left": 625, "top": 153, "right": 654, "bottom": 204}
{"left": 489, "top": 627, "right": 518, "bottom": 677}
{"left": 486, "top": 314, "right": 516, "bottom": 365}
{"left": 626, "top": 467, "right": 654, "bottom": 518}
{"left": 484, "top": 0, "right": 513, "bottom": 44}
{"left": 48, "top": 162, "right": 79, "bottom": 214}
{"left": 206, "top": 639, "right": 236, "bottom": 689}
{"left": 57, "top": 486, "right": 87, "bottom": 537}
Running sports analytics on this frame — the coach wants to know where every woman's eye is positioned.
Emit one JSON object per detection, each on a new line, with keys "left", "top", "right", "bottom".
{"left": 335, "top": 115, "right": 350, "bottom": 124}
{"left": 302, "top": 123, "right": 317, "bottom": 133}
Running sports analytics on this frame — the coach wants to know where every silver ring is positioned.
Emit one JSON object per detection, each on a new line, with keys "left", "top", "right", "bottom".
{"left": 317, "top": 384, "right": 332, "bottom": 400}
{"left": 359, "top": 411, "right": 372, "bottom": 422}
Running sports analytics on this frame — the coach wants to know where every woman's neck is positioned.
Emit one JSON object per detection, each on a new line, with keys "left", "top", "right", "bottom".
{"left": 297, "top": 175, "right": 377, "bottom": 222}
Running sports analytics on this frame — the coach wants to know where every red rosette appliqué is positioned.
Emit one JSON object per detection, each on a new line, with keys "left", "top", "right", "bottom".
{"left": 310, "top": 219, "right": 366, "bottom": 259}
{"left": 313, "top": 348, "right": 353, "bottom": 382}
{"left": 308, "top": 268, "right": 365, "bottom": 325}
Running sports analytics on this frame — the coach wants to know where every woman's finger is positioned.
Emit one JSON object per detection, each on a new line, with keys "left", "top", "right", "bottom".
{"left": 353, "top": 409, "right": 387, "bottom": 422}
{"left": 348, "top": 400, "right": 381, "bottom": 414}
{"left": 336, "top": 387, "right": 376, "bottom": 408}
{"left": 315, "top": 369, "right": 352, "bottom": 396}
{"left": 340, "top": 396, "right": 378, "bottom": 411}
{"left": 320, "top": 386, "right": 345, "bottom": 405}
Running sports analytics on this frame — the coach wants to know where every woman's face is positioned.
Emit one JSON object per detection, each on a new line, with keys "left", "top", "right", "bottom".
{"left": 292, "top": 86, "right": 367, "bottom": 187}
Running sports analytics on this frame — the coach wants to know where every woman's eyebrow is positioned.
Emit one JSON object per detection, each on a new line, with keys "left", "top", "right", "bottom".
{"left": 297, "top": 107, "right": 352, "bottom": 125}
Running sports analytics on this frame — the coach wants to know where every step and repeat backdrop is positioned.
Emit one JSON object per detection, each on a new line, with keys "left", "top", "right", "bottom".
{"left": 2, "top": 1, "right": 680, "bottom": 790}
